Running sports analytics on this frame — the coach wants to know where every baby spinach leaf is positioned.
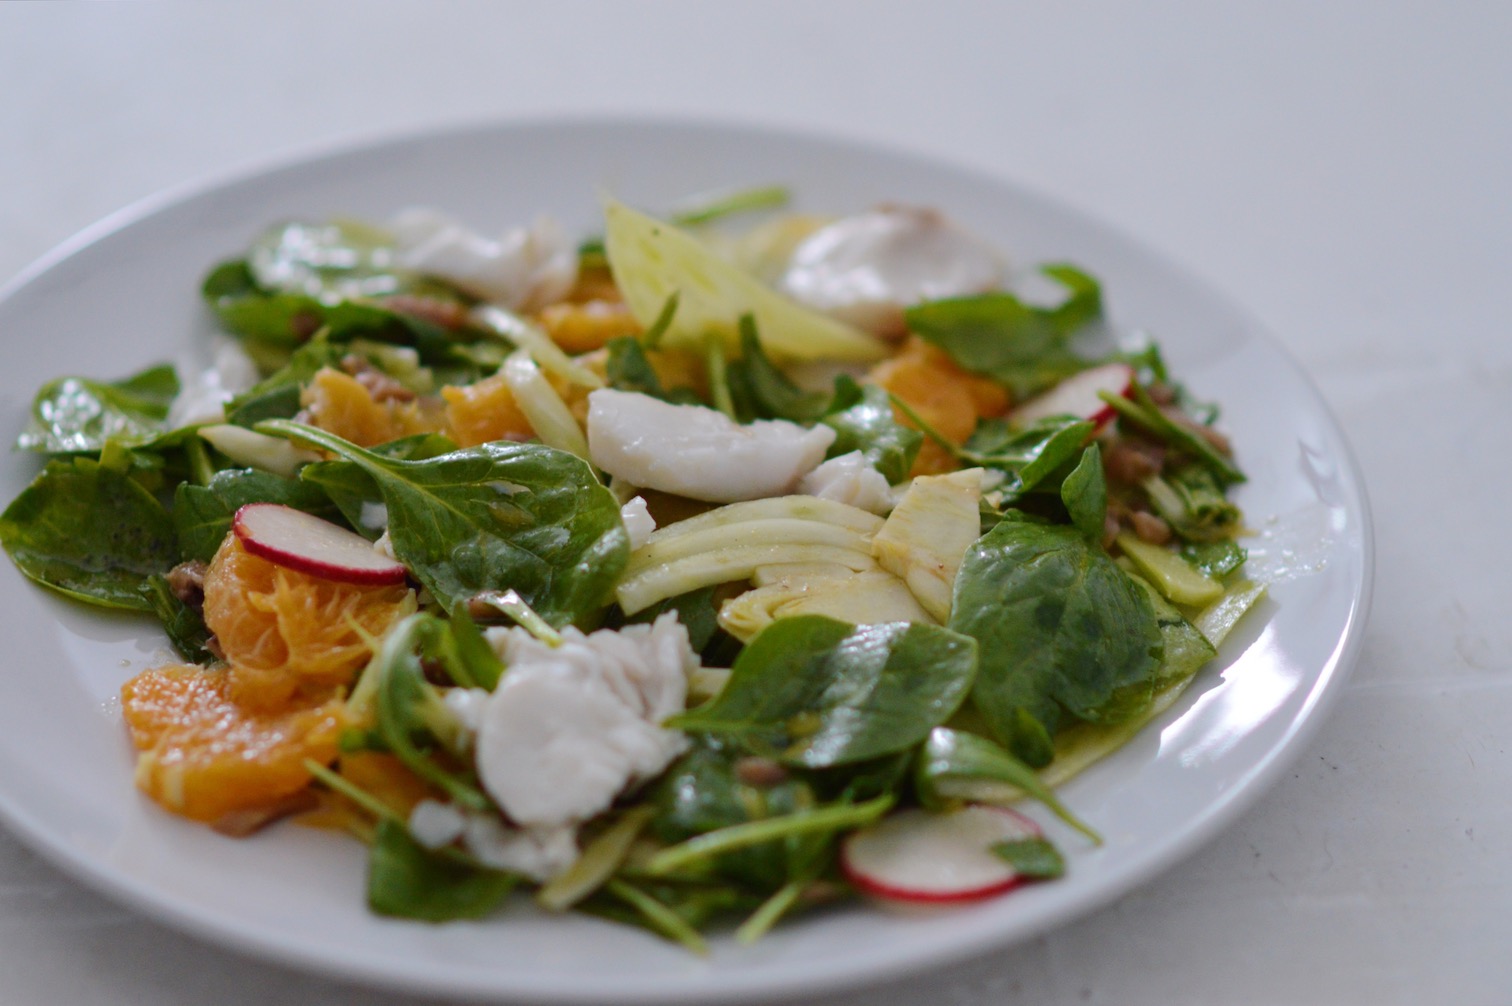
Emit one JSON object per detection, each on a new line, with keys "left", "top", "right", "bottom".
{"left": 138, "top": 573, "right": 215, "bottom": 664}
{"left": 261, "top": 420, "right": 628, "bottom": 625}
{"left": 670, "top": 616, "right": 977, "bottom": 769}
{"left": 963, "top": 415, "right": 1094, "bottom": 499}
{"left": 950, "top": 522, "right": 1161, "bottom": 766}
{"left": 903, "top": 265, "right": 1102, "bottom": 399}
{"left": 223, "top": 339, "right": 346, "bottom": 426}
{"left": 17, "top": 364, "right": 180, "bottom": 454}
{"left": 367, "top": 819, "right": 515, "bottom": 922}
{"left": 649, "top": 736, "right": 821, "bottom": 890}
{"left": 914, "top": 727, "right": 1099, "bottom": 842}
{"left": 1129, "top": 574, "right": 1218, "bottom": 687}
{"left": 0, "top": 456, "right": 178, "bottom": 610}
{"left": 992, "top": 836, "right": 1065, "bottom": 879}
{"left": 1060, "top": 445, "right": 1108, "bottom": 541}
{"left": 1180, "top": 538, "right": 1248, "bottom": 579}
{"left": 173, "top": 467, "right": 340, "bottom": 563}
{"left": 820, "top": 376, "right": 922, "bottom": 484}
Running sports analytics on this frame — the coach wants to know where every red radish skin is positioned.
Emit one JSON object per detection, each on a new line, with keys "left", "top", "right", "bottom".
{"left": 840, "top": 805, "right": 1043, "bottom": 905}
{"left": 1009, "top": 362, "right": 1134, "bottom": 431}
{"left": 232, "top": 503, "right": 409, "bottom": 586}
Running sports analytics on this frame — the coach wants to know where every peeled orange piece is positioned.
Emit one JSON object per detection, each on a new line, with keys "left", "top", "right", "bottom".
{"left": 300, "top": 366, "right": 440, "bottom": 447}
{"left": 869, "top": 337, "right": 1011, "bottom": 476}
{"left": 121, "top": 664, "right": 347, "bottom": 825}
{"left": 203, "top": 534, "right": 415, "bottom": 710}
{"left": 442, "top": 373, "right": 535, "bottom": 447}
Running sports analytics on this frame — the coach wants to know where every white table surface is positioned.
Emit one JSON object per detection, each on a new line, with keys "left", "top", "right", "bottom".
{"left": 2, "top": 3, "right": 1509, "bottom": 1003}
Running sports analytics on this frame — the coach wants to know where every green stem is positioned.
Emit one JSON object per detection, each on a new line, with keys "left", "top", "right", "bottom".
{"left": 303, "top": 758, "right": 401, "bottom": 824}
{"left": 640, "top": 291, "right": 679, "bottom": 351}
{"left": 669, "top": 185, "right": 790, "bottom": 227}
{"left": 704, "top": 335, "right": 737, "bottom": 420}
{"left": 604, "top": 880, "right": 709, "bottom": 955}
{"left": 644, "top": 794, "right": 894, "bottom": 876}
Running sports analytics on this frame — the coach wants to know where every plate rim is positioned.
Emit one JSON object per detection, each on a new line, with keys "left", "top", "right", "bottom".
{"left": 0, "top": 113, "right": 1375, "bottom": 1004}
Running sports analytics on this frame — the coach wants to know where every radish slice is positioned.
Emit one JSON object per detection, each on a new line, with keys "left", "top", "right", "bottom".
{"left": 840, "top": 805, "right": 1043, "bottom": 904}
{"left": 232, "top": 503, "right": 409, "bottom": 585}
{"left": 1010, "top": 362, "right": 1134, "bottom": 430}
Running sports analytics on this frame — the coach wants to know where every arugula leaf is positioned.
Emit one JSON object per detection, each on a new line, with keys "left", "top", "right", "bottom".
{"left": 604, "top": 336, "right": 702, "bottom": 405}
{"left": 903, "top": 265, "right": 1102, "bottom": 398}
{"left": 820, "top": 376, "right": 921, "bottom": 484}
{"left": 261, "top": 420, "right": 628, "bottom": 624}
{"left": 726, "top": 316, "right": 829, "bottom": 423}
{"left": 950, "top": 521, "right": 1161, "bottom": 766}
{"left": 371, "top": 614, "right": 490, "bottom": 809}
{"left": 0, "top": 456, "right": 178, "bottom": 611}
{"left": 670, "top": 616, "right": 977, "bottom": 768}
{"left": 17, "top": 364, "right": 180, "bottom": 454}
{"left": 367, "top": 819, "right": 515, "bottom": 922}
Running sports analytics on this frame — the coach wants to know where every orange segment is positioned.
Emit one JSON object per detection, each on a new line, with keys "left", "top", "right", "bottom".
{"left": 441, "top": 373, "right": 535, "bottom": 447}
{"left": 300, "top": 367, "right": 440, "bottom": 447}
{"left": 869, "top": 337, "right": 1011, "bottom": 476}
{"left": 538, "top": 299, "right": 642, "bottom": 354}
{"left": 121, "top": 664, "right": 347, "bottom": 825}
{"left": 202, "top": 534, "right": 414, "bottom": 710}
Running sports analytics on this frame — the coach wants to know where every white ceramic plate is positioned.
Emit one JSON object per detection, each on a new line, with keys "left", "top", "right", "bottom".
{"left": 0, "top": 119, "right": 1371, "bottom": 1004}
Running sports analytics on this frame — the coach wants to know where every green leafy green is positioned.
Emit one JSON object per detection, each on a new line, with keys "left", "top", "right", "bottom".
{"left": 992, "top": 836, "right": 1065, "bottom": 879}
{"left": 1100, "top": 383, "right": 1245, "bottom": 487}
{"left": 903, "top": 265, "right": 1103, "bottom": 398}
{"left": 1143, "top": 463, "right": 1244, "bottom": 542}
{"left": 370, "top": 613, "right": 489, "bottom": 809}
{"left": 1180, "top": 538, "right": 1248, "bottom": 579}
{"left": 670, "top": 616, "right": 977, "bottom": 768}
{"left": 962, "top": 415, "right": 1095, "bottom": 498}
{"left": 367, "top": 819, "right": 515, "bottom": 922}
{"left": 820, "top": 376, "right": 922, "bottom": 484}
{"left": 223, "top": 339, "right": 345, "bottom": 426}
{"left": 604, "top": 336, "right": 701, "bottom": 405}
{"left": 950, "top": 521, "right": 1162, "bottom": 765}
{"left": 649, "top": 736, "right": 823, "bottom": 890}
{"left": 138, "top": 573, "right": 216, "bottom": 663}
{"left": 727, "top": 315, "right": 829, "bottom": 423}
{"left": 261, "top": 420, "right": 627, "bottom": 624}
{"left": 17, "top": 364, "right": 180, "bottom": 455}
{"left": 1060, "top": 445, "right": 1108, "bottom": 541}
{"left": 0, "top": 456, "right": 178, "bottom": 610}
{"left": 914, "top": 727, "right": 1099, "bottom": 842}
{"left": 172, "top": 467, "right": 339, "bottom": 563}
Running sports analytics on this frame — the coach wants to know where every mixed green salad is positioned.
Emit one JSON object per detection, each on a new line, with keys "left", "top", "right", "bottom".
{"left": 0, "top": 186, "right": 1263, "bottom": 948}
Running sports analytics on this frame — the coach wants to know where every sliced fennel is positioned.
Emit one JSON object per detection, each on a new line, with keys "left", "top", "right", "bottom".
{"left": 719, "top": 568, "right": 933, "bottom": 643}
{"left": 602, "top": 197, "right": 887, "bottom": 363}
{"left": 500, "top": 350, "right": 589, "bottom": 459}
{"left": 872, "top": 468, "right": 985, "bottom": 622}
{"left": 616, "top": 495, "right": 884, "bottom": 614}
